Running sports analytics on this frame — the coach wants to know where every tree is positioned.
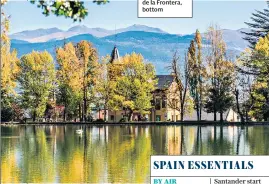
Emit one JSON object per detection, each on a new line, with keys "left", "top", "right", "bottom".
{"left": 204, "top": 60, "right": 235, "bottom": 121}
{"left": 239, "top": 34, "right": 269, "bottom": 121}
{"left": 1, "top": 0, "right": 108, "bottom": 21}
{"left": 242, "top": 1, "right": 269, "bottom": 47}
{"left": 56, "top": 41, "right": 98, "bottom": 121}
{"left": 56, "top": 42, "right": 83, "bottom": 121}
{"left": 1, "top": 13, "right": 20, "bottom": 121}
{"left": 167, "top": 52, "right": 193, "bottom": 121}
{"left": 18, "top": 51, "right": 56, "bottom": 121}
{"left": 76, "top": 41, "right": 98, "bottom": 121}
{"left": 195, "top": 30, "right": 204, "bottom": 120}
{"left": 234, "top": 50, "right": 255, "bottom": 122}
{"left": 95, "top": 56, "right": 116, "bottom": 121}
{"left": 29, "top": 1, "right": 88, "bottom": 21}
{"left": 1, "top": 15, "right": 20, "bottom": 94}
{"left": 204, "top": 25, "right": 235, "bottom": 121}
{"left": 187, "top": 30, "right": 204, "bottom": 121}
{"left": 114, "top": 53, "right": 157, "bottom": 121}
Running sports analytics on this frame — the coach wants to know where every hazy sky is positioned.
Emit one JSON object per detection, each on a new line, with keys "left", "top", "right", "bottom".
{"left": 3, "top": 1, "right": 267, "bottom": 34}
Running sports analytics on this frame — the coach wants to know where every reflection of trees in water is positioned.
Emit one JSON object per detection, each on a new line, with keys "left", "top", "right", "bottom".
{"left": 156, "top": 126, "right": 197, "bottom": 155}
{"left": 1, "top": 131, "right": 21, "bottom": 183}
{"left": 106, "top": 126, "right": 152, "bottom": 183}
{"left": 246, "top": 126, "right": 269, "bottom": 155}
{"left": 5, "top": 126, "right": 56, "bottom": 183}
{"left": 2, "top": 125, "right": 269, "bottom": 183}
{"left": 192, "top": 126, "right": 235, "bottom": 155}
{"left": 150, "top": 126, "right": 167, "bottom": 154}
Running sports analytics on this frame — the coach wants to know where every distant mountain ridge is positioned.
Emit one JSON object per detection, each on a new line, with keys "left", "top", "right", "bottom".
{"left": 10, "top": 24, "right": 168, "bottom": 43}
{"left": 11, "top": 27, "right": 63, "bottom": 40}
{"left": 10, "top": 28, "right": 250, "bottom": 74}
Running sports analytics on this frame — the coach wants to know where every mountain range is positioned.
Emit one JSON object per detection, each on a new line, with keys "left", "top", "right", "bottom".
{"left": 10, "top": 24, "right": 250, "bottom": 73}
{"left": 10, "top": 24, "right": 167, "bottom": 43}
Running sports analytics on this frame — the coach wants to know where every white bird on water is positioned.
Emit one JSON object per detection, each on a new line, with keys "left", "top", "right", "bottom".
{"left": 76, "top": 129, "right": 83, "bottom": 134}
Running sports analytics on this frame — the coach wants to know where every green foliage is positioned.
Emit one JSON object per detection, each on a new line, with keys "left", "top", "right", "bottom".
{"left": 93, "top": 0, "right": 110, "bottom": 5}
{"left": 56, "top": 41, "right": 98, "bottom": 121}
{"left": 57, "top": 84, "right": 81, "bottom": 120}
{"left": 18, "top": 51, "right": 56, "bottom": 121}
{"left": 2, "top": 0, "right": 109, "bottom": 21}
{"left": 94, "top": 56, "right": 115, "bottom": 121}
{"left": 242, "top": 2, "right": 269, "bottom": 47}
{"left": 187, "top": 30, "right": 204, "bottom": 120}
{"left": 239, "top": 34, "right": 269, "bottom": 121}
{"left": 28, "top": 0, "right": 109, "bottom": 21}
{"left": 112, "top": 53, "right": 157, "bottom": 120}
{"left": 204, "top": 63, "right": 235, "bottom": 120}
{"left": 1, "top": 90, "right": 14, "bottom": 122}
{"left": 204, "top": 83, "right": 234, "bottom": 115}
{"left": 204, "top": 26, "right": 235, "bottom": 120}
{"left": 1, "top": 106, "right": 14, "bottom": 122}
{"left": 1, "top": 13, "right": 20, "bottom": 97}
{"left": 1, "top": 15, "right": 21, "bottom": 122}
{"left": 29, "top": 1, "right": 88, "bottom": 21}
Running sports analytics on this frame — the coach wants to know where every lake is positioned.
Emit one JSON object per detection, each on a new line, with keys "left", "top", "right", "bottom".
{"left": 1, "top": 125, "right": 269, "bottom": 183}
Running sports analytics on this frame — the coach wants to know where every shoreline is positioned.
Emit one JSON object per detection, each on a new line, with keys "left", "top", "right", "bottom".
{"left": 1, "top": 121, "right": 269, "bottom": 126}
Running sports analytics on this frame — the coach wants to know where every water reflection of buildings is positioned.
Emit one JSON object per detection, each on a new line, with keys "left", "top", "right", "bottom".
{"left": 166, "top": 126, "right": 196, "bottom": 155}
{"left": 166, "top": 127, "right": 182, "bottom": 155}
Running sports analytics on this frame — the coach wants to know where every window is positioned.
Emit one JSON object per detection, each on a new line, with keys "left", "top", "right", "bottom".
{"left": 175, "top": 101, "right": 179, "bottom": 108}
{"left": 155, "top": 98, "right": 161, "bottom": 110}
{"left": 111, "top": 115, "right": 114, "bottom": 121}
{"left": 156, "top": 115, "right": 161, "bottom": 121}
{"left": 172, "top": 115, "right": 174, "bottom": 121}
{"left": 172, "top": 99, "right": 177, "bottom": 108}
{"left": 162, "top": 98, "right": 166, "bottom": 108}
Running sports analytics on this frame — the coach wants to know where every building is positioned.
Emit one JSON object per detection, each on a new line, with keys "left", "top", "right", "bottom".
{"left": 150, "top": 75, "right": 181, "bottom": 122}
{"left": 107, "top": 74, "right": 181, "bottom": 122}
{"left": 105, "top": 46, "right": 241, "bottom": 123}
{"left": 106, "top": 46, "right": 181, "bottom": 122}
{"left": 184, "top": 109, "right": 240, "bottom": 122}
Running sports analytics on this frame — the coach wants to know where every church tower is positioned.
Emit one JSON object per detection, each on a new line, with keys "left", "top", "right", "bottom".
{"left": 110, "top": 46, "right": 120, "bottom": 63}
{"left": 108, "top": 45, "right": 122, "bottom": 81}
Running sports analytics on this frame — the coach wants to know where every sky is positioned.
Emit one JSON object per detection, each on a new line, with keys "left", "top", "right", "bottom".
{"left": 3, "top": 1, "right": 267, "bottom": 34}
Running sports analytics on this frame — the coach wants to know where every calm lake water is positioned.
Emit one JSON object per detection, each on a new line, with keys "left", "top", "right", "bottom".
{"left": 1, "top": 125, "right": 269, "bottom": 183}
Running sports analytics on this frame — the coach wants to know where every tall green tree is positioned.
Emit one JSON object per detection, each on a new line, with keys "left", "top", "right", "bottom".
{"left": 239, "top": 34, "right": 269, "bottom": 121}
{"left": 56, "top": 41, "right": 98, "bottom": 121}
{"left": 114, "top": 53, "right": 157, "bottom": 121}
{"left": 95, "top": 56, "right": 116, "bottom": 121}
{"left": 195, "top": 30, "right": 204, "bottom": 120}
{"left": 18, "top": 51, "right": 56, "bottom": 121}
{"left": 204, "top": 25, "right": 235, "bottom": 121}
{"left": 76, "top": 41, "right": 98, "bottom": 121}
{"left": 56, "top": 42, "right": 83, "bottom": 121}
{"left": 242, "top": 1, "right": 269, "bottom": 47}
{"left": 1, "top": 13, "right": 20, "bottom": 121}
{"left": 204, "top": 60, "right": 235, "bottom": 121}
{"left": 188, "top": 29, "right": 204, "bottom": 121}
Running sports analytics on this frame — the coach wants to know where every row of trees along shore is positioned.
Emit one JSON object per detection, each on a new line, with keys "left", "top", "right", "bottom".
{"left": 170, "top": 24, "right": 269, "bottom": 122}
{"left": 1, "top": 2, "right": 269, "bottom": 122}
{"left": 1, "top": 14, "right": 157, "bottom": 122}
